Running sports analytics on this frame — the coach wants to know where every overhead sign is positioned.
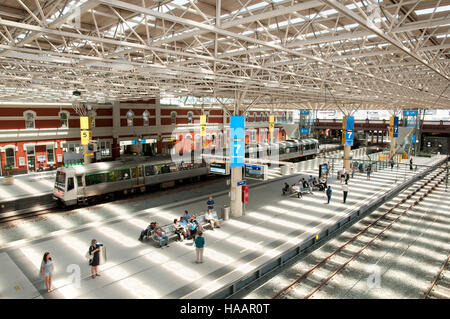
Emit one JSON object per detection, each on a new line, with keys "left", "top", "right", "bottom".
{"left": 300, "top": 128, "right": 309, "bottom": 135}
{"left": 237, "top": 180, "right": 247, "bottom": 186}
{"left": 230, "top": 116, "right": 245, "bottom": 167}
{"left": 404, "top": 110, "right": 418, "bottom": 116}
{"left": 412, "top": 134, "right": 416, "bottom": 143}
{"left": 209, "top": 161, "right": 229, "bottom": 175}
{"left": 244, "top": 164, "right": 268, "bottom": 180}
{"left": 300, "top": 110, "right": 310, "bottom": 115}
{"left": 344, "top": 116, "right": 354, "bottom": 146}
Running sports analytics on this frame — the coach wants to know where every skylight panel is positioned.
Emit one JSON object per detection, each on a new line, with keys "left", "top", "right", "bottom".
{"left": 416, "top": 5, "right": 450, "bottom": 15}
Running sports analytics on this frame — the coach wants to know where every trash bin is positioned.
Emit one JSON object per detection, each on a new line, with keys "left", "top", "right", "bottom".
{"left": 281, "top": 165, "right": 290, "bottom": 175}
{"left": 222, "top": 205, "right": 230, "bottom": 221}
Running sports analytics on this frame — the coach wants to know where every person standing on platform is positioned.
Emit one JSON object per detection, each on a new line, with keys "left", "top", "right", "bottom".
{"left": 40, "top": 252, "right": 54, "bottom": 292}
{"left": 342, "top": 184, "right": 349, "bottom": 204}
{"left": 195, "top": 230, "right": 205, "bottom": 263}
{"left": 367, "top": 165, "right": 372, "bottom": 180}
{"left": 206, "top": 196, "right": 215, "bottom": 211}
{"left": 390, "top": 158, "right": 395, "bottom": 170}
{"left": 88, "top": 239, "right": 102, "bottom": 279}
{"left": 352, "top": 165, "right": 356, "bottom": 178}
{"left": 410, "top": 158, "right": 413, "bottom": 170}
{"left": 326, "top": 186, "right": 332, "bottom": 204}
{"left": 345, "top": 172, "right": 350, "bottom": 184}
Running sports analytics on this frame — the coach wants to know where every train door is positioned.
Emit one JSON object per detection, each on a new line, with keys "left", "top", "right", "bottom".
{"left": 132, "top": 166, "right": 145, "bottom": 190}
{"left": 76, "top": 175, "right": 86, "bottom": 204}
{"left": 65, "top": 174, "right": 78, "bottom": 206}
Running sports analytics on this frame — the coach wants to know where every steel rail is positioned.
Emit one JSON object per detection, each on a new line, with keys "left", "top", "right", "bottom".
{"left": 423, "top": 253, "right": 450, "bottom": 299}
{"left": 272, "top": 168, "right": 445, "bottom": 299}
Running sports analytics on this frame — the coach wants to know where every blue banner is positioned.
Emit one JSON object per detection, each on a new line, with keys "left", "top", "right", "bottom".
{"left": 300, "top": 110, "right": 310, "bottom": 115}
{"left": 230, "top": 116, "right": 245, "bottom": 167}
{"left": 345, "top": 116, "right": 354, "bottom": 146}
{"left": 393, "top": 116, "right": 399, "bottom": 138}
{"left": 412, "top": 134, "right": 416, "bottom": 143}
{"left": 300, "top": 128, "right": 309, "bottom": 134}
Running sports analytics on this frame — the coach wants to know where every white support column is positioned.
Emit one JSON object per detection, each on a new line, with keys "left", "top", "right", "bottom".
{"left": 230, "top": 166, "right": 243, "bottom": 218}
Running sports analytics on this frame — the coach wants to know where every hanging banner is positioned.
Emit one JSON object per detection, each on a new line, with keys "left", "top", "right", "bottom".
{"left": 230, "top": 116, "right": 245, "bottom": 167}
{"left": 269, "top": 115, "right": 275, "bottom": 133}
{"left": 80, "top": 116, "right": 90, "bottom": 130}
{"left": 344, "top": 116, "right": 354, "bottom": 146}
{"left": 200, "top": 115, "right": 206, "bottom": 137}
{"left": 393, "top": 116, "right": 399, "bottom": 138}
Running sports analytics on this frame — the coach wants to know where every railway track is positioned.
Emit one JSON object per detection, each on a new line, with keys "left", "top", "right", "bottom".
{"left": 271, "top": 167, "right": 446, "bottom": 299}
{"left": 424, "top": 253, "right": 450, "bottom": 299}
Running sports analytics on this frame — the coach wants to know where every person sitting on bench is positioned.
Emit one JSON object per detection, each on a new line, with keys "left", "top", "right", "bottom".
{"left": 282, "top": 182, "right": 290, "bottom": 195}
{"left": 138, "top": 222, "right": 156, "bottom": 241}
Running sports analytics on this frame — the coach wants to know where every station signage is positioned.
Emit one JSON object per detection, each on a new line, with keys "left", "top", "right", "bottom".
{"left": 244, "top": 163, "right": 268, "bottom": 181}
{"left": 237, "top": 180, "right": 247, "bottom": 186}
{"left": 404, "top": 110, "right": 418, "bottom": 116}
{"left": 230, "top": 116, "right": 245, "bottom": 167}
{"left": 344, "top": 116, "right": 354, "bottom": 146}
{"left": 81, "top": 130, "right": 91, "bottom": 145}
{"left": 300, "top": 128, "right": 309, "bottom": 135}
{"left": 412, "top": 134, "right": 416, "bottom": 143}
{"left": 300, "top": 110, "right": 310, "bottom": 115}
{"left": 393, "top": 116, "right": 399, "bottom": 138}
{"left": 209, "top": 161, "right": 229, "bottom": 175}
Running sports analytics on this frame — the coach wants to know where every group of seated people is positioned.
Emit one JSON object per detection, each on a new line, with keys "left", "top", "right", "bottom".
{"left": 138, "top": 209, "right": 220, "bottom": 247}
{"left": 282, "top": 175, "right": 328, "bottom": 197}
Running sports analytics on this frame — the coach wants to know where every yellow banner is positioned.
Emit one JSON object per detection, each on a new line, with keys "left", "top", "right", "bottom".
{"left": 200, "top": 115, "right": 206, "bottom": 137}
{"left": 269, "top": 115, "right": 274, "bottom": 132}
{"left": 200, "top": 115, "right": 206, "bottom": 125}
{"left": 201, "top": 125, "right": 206, "bottom": 137}
{"left": 80, "top": 116, "right": 90, "bottom": 130}
{"left": 389, "top": 116, "right": 394, "bottom": 137}
{"left": 81, "top": 130, "right": 91, "bottom": 145}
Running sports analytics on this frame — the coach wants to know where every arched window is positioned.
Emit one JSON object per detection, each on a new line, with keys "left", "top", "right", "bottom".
{"left": 24, "top": 111, "right": 36, "bottom": 129}
{"left": 204, "top": 112, "right": 209, "bottom": 123}
{"left": 143, "top": 110, "right": 150, "bottom": 126}
{"left": 170, "top": 111, "right": 177, "bottom": 125}
{"left": 5, "top": 147, "right": 16, "bottom": 167}
{"left": 88, "top": 110, "right": 96, "bottom": 128}
{"left": 282, "top": 112, "right": 286, "bottom": 122}
{"left": 59, "top": 111, "right": 70, "bottom": 128}
{"left": 127, "top": 110, "right": 134, "bottom": 127}
{"left": 187, "top": 111, "right": 193, "bottom": 124}
{"left": 260, "top": 113, "right": 264, "bottom": 122}
{"left": 253, "top": 113, "right": 257, "bottom": 122}
{"left": 265, "top": 112, "right": 269, "bottom": 122}
{"left": 245, "top": 113, "right": 249, "bottom": 122}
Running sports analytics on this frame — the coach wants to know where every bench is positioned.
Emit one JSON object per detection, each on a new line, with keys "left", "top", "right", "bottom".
{"left": 283, "top": 185, "right": 311, "bottom": 198}
{"left": 141, "top": 210, "right": 220, "bottom": 245}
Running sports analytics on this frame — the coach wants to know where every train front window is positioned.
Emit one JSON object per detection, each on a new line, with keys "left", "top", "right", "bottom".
{"left": 55, "top": 171, "right": 66, "bottom": 191}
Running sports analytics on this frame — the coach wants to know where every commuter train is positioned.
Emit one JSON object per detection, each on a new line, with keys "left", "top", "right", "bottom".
{"left": 53, "top": 139, "right": 319, "bottom": 206}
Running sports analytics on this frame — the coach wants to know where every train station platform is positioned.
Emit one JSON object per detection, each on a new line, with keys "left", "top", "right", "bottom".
{"left": 0, "top": 172, "right": 56, "bottom": 214}
{"left": 0, "top": 153, "right": 446, "bottom": 299}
